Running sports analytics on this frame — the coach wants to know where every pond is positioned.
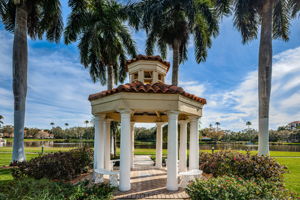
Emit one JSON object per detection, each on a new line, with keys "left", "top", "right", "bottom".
{"left": 1, "top": 140, "right": 300, "bottom": 152}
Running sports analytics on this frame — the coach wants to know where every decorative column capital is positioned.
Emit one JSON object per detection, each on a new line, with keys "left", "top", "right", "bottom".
{"left": 189, "top": 116, "right": 200, "bottom": 122}
{"left": 156, "top": 122, "right": 166, "bottom": 127}
{"left": 167, "top": 110, "right": 179, "bottom": 118}
{"left": 118, "top": 109, "right": 132, "bottom": 115}
{"left": 105, "top": 118, "right": 113, "bottom": 124}
{"left": 178, "top": 120, "right": 189, "bottom": 125}
{"left": 94, "top": 114, "right": 106, "bottom": 122}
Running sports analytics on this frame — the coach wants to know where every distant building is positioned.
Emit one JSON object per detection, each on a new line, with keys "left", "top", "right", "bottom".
{"left": 201, "top": 136, "right": 212, "bottom": 141}
{"left": 288, "top": 121, "right": 300, "bottom": 130}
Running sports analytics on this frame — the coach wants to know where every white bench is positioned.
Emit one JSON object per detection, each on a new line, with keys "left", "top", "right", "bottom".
{"left": 94, "top": 168, "right": 119, "bottom": 187}
{"left": 178, "top": 169, "right": 202, "bottom": 188}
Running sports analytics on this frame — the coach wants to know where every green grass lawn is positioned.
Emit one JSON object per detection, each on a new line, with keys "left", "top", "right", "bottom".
{"left": 0, "top": 147, "right": 299, "bottom": 195}
{"left": 0, "top": 147, "right": 75, "bottom": 153}
{"left": 0, "top": 153, "right": 39, "bottom": 182}
{"left": 277, "top": 157, "right": 300, "bottom": 194}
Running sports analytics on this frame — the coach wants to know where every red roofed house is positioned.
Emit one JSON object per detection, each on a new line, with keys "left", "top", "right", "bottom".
{"left": 288, "top": 121, "right": 300, "bottom": 130}
{"left": 88, "top": 55, "right": 206, "bottom": 192}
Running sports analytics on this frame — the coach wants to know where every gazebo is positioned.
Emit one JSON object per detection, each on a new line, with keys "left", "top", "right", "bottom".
{"left": 88, "top": 55, "right": 206, "bottom": 192}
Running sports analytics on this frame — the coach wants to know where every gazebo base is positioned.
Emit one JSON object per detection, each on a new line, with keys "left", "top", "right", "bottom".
{"left": 113, "top": 166, "right": 190, "bottom": 199}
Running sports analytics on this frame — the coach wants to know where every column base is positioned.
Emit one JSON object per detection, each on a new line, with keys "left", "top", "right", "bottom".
{"left": 119, "top": 185, "right": 131, "bottom": 192}
{"left": 167, "top": 185, "right": 179, "bottom": 191}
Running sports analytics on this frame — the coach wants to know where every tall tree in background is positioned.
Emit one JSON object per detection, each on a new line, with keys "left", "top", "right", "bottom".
{"left": 65, "top": 123, "right": 69, "bottom": 129}
{"left": 0, "top": 115, "right": 4, "bottom": 127}
{"left": 215, "top": 122, "right": 220, "bottom": 132}
{"left": 128, "top": 0, "right": 231, "bottom": 86}
{"left": 0, "top": 0, "right": 63, "bottom": 162}
{"left": 84, "top": 120, "right": 89, "bottom": 128}
{"left": 64, "top": 0, "right": 136, "bottom": 90}
{"left": 246, "top": 121, "right": 252, "bottom": 129}
{"left": 233, "top": 0, "right": 290, "bottom": 155}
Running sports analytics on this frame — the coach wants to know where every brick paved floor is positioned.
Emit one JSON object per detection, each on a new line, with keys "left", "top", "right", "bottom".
{"left": 113, "top": 166, "right": 190, "bottom": 199}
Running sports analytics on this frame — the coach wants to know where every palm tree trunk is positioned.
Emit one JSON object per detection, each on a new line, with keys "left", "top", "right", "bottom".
{"left": 107, "top": 65, "right": 114, "bottom": 90}
{"left": 258, "top": 0, "right": 273, "bottom": 156}
{"left": 12, "top": 5, "right": 28, "bottom": 162}
{"left": 172, "top": 39, "right": 180, "bottom": 86}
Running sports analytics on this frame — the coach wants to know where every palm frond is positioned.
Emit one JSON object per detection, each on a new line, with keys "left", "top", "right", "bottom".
{"left": 158, "top": 37, "right": 167, "bottom": 59}
{"left": 233, "top": 0, "right": 259, "bottom": 43}
{"left": 39, "top": 0, "right": 63, "bottom": 42}
{"left": 212, "top": 0, "right": 232, "bottom": 17}
{"left": 1, "top": 0, "right": 15, "bottom": 32}
{"left": 118, "top": 24, "right": 137, "bottom": 57}
{"left": 273, "top": 0, "right": 290, "bottom": 41}
{"left": 78, "top": 31, "right": 92, "bottom": 67}
{"left": 289, "top": 0, "right": 300, "bottom": 18}
{"left": 64, "top": 0, "right": 88, "bottom": 44}
{"left": 121, "top": 2, "right": 142, "bottom": 30}
{"left": 0, "top": 0, "right": 8, "bottom": 16}
{"left": 145, "top": 30, "right": 156, "bottom": 55}
{"left": 26, "top": 1, "right": 40, "bottom": 39}
{"left": 194, "top": 24, "right": 209, "bottom": 63}
{"left": 118, "top": 53, "right": 127, "bottom": 83}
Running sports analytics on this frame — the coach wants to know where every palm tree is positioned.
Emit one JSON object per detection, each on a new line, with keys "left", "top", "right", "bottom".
{"left": 64, "top": 0, "right": 136, "bottom": 90}
{"left": 0, "top": 0, "right": 63, "bottom": 162}
{"left": 84, "top": 120, "right": 89, "bottom": 128}
{"left": 64, "top": 123, "right": 69, "bottom": 129}
{"left": 233, "top": 0, "right": 290, "bottom": 155}
{"left": 215, "top": 122, "right": 220, "bottom": 132}
{"left": 246, "top": 121, "right": 252, "bottom": 129}
{"left": 129, "top": 0, "right": 231, "bottom": 86}
{"left": 50, "top": 122, "right": 55, "bottom": 127}
{"left": 0, "top": 115, "right": 4, "bottom": 127}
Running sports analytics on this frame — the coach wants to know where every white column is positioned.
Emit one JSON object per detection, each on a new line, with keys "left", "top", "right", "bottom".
{"left": 166, "top": 111, "right": 179, "bottom": 191}
{"left": 93, "top": 114, "right": 105, "bottom": 170}
{"left": 104, "top": 119, "right": 112, "bottom": 170}
{"left": 155, "top": 122, "right": 164, "bottom": 168}
{"left": 189, "top": 116, "right": 199, "bottom": 170}
{"left": 130, "top": 122, "right": 135, "bottom": 168}
{"left": 111, "top": 134, "right": 115, "bottom": 156}
{"left": 119, "top": 110, "right": 131, "bottom": 191}
{"left": 153, "top": 71, "right": 159, "bottom": 83}
{"left": 179, "top": 120, "right": 188, "bottom": 172}
{"left": 138, "top": 70, "right": 144, "bottom": 82}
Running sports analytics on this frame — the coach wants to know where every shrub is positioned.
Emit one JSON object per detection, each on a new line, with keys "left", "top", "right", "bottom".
{"left": 11, "top": 147, "right": 93, "bottom": 181}
{"left": 0, "top": 178, "right": 114, "bottom": 200}
{"left": 186, "top": 176, "right": 294, "bottom": 200}
{"left": 200, "top": 151, "right": 287, "bottom": 181}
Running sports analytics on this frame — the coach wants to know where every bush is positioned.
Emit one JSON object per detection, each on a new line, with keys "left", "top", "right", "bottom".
{"left": 200, "top": 151, "right": 287, "bottom": 182}
{"left": 186, "top": 176, "right": 294, "bottom": 200}
{"left": 0, "top": 178, "right": 114, "bottom": 200}
{"left": 11, "top": 147, "right": 93, "bottom": 181}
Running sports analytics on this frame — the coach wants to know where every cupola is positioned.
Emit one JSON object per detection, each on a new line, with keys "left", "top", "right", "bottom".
{"left": 126, "top": 55, "right": 170, "bottom": 84}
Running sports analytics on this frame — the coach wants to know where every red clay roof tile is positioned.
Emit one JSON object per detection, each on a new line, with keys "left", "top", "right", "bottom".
{"left": 126, "top": 55, "right": 170, "bottom": 72}
{"left": 88, "top": 81, "right": 206, "bottom": 104}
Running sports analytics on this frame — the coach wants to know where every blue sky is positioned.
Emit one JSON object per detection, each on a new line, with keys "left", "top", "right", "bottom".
{"left": 1, "top": 1, "right": 300, "bottom": 130}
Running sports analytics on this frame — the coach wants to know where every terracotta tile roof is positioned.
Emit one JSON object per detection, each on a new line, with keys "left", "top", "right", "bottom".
{"left": 88, "top": 81, "right": 206, "bottom": 104}
{"left": 126, "top": 55, "right": 170, "bottom": 72}
{"left": 289, "top": 121, "right": 300, "bottom": 124}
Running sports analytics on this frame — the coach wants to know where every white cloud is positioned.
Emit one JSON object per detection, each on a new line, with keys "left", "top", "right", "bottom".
{"left": 0, "top": 31, "right": 105, "bottom": 128}
{"left": 201, "top": 47, "right": 300, "bottom": 130}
